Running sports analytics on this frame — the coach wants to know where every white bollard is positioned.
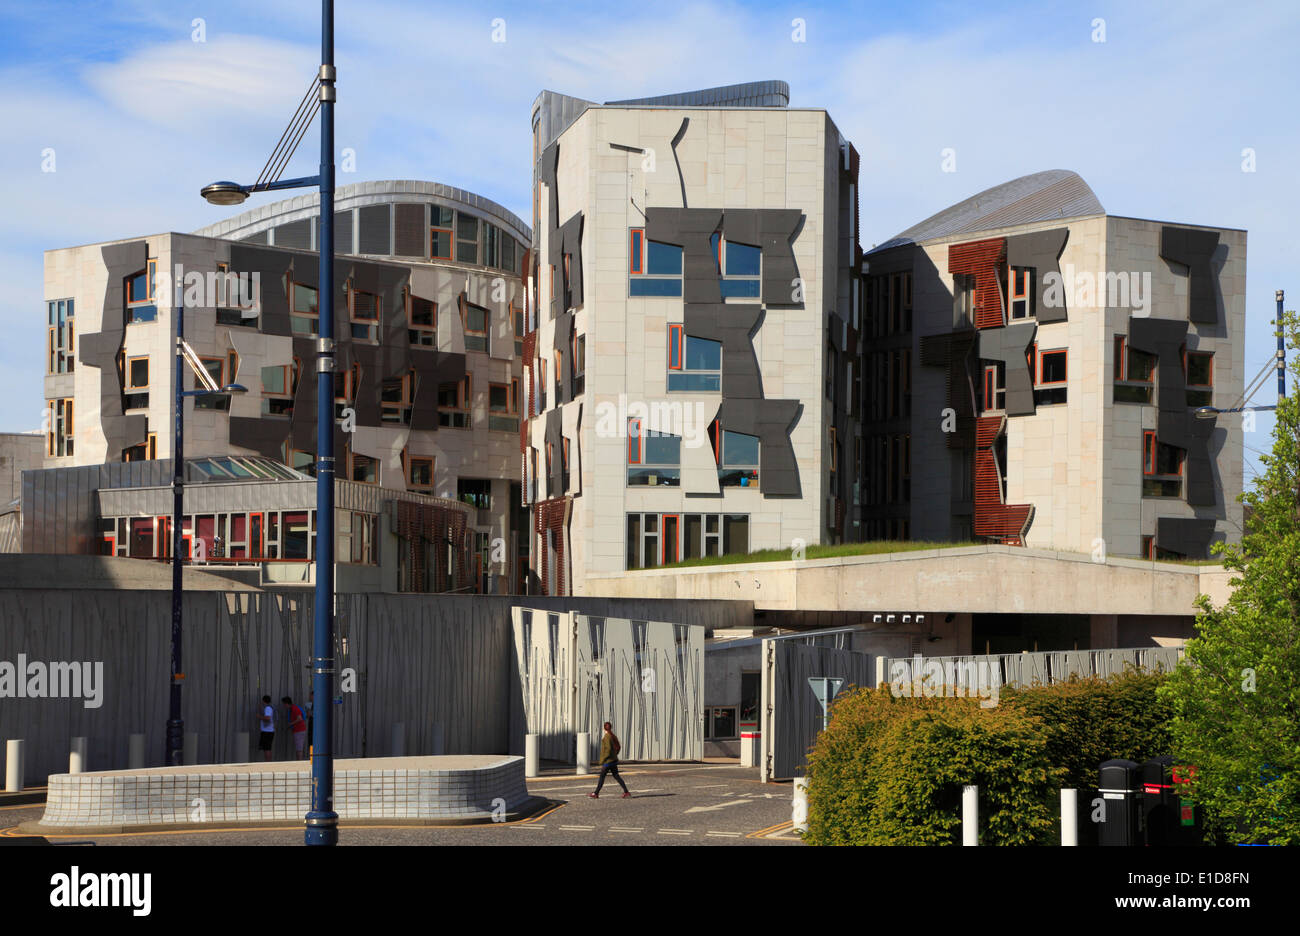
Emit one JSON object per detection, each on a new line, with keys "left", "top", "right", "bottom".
{"left": 69, "top": 737, "right": 88, "bottom": 775}
{"left": 575, "top": 731, "right": 589, "bottom": 775}
{"left": 184, "top": 732, "right": 199, "bottom": 766}
{"left": 391, "top": 723, "right": 405, "bottom": 757}
{"left": 234, "top": 732, "right": 249, "bottom": 764}
{"left": 962, "top": 785, "right": 979, "bottom": 845}
{"left": 792, "top": 777, "right": 809, "bottom": 832}
{"left": 4, "top": 739, "right": 23, "bottom": 792}
{"left": 128, "top": 734, "right": 146, "bottom": 770}
{"left": 524, "top": 734, "right": 539, "bottom": 778}
{"left": 1061, "top": 788, "right": 1078, "bottom": 846}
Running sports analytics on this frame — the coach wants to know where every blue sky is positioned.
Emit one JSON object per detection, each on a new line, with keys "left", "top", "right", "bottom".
{"left": 1, "top": 0, "right": 1296, "bottom": 477}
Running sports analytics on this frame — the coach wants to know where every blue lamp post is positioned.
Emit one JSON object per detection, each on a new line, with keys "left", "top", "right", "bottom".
{"left": 200, "top": 0, "right": 338, "bottom": 847}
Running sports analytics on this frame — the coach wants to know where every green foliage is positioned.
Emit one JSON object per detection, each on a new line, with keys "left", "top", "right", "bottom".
{"left": 804, "top": 688, "right": 1060, "bottom": 846}
{"left": 1001, "top": 670, "right": 1173, "bottom": 791}
{"left": 1158, "top": 309, "right": 1300, "bottom": 845}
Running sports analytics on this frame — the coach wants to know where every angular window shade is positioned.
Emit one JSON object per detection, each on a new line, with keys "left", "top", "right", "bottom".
{"left": 358, "top": 204, "right": 391, "bottom": 255}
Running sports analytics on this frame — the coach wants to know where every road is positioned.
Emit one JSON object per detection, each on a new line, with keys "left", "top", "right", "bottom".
{"left": 0, "top": 763, "right": 803, "bottom": 846}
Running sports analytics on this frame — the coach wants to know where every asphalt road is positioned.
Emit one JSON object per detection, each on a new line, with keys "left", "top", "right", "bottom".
{"left": 0, "top": 763, "right": 803, "bottom": 846}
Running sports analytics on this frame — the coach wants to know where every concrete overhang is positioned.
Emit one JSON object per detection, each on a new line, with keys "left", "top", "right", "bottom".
{"left": 584, "top": 545, "right": 1233, "bottom": 617}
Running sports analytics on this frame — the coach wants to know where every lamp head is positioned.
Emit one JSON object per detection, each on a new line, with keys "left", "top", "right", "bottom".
{"left": 1194, "top": 406, "right": 1219, "bottom": 420}
{"left": 222, "top": 384, "right": 249, "bottom": 395}
{"left": 200, "top": 182, "right": 249, "bottom": 206}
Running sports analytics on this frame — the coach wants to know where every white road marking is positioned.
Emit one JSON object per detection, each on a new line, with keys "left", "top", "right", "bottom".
{"left": 561, "top": 825, "right": 595, "bottom": 831}
{"left": 706, "top": 831, "right": 743, "bottom": 838}
{"left": 657, "top": 829, "right": 693, "bottom": 835}
{"left": 608, "top": 827, "right": 643, "bottom": 833}
{"left": 685, "top": 799, "right": 753, "bottom": 813}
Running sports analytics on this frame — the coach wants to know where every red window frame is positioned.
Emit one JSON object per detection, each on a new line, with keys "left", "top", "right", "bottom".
{"left": 249, "top": 512, "right": 264, "bottom": 559}
{"left": 661, "top": 513, "right": 680, "bottom": 565}
{"left": 628, "top": 418, "right": 642, "bottom": 464}
{"left": 668, "top": 324, "right": 684, "bottom": 370}
{"left": 1143, "top": 431, "right": 1157, "bottom": 475}
{"left": 1027, "top": 342, "right": 1037, "bottom": 380}
{"left": 983, "top": 365, "right": 998, "bottom": 410}
{"left": 630, "top": 229, "right": 644, "bottom": 274}
{"left": 1039, "top": 349, "right": 1067, "bottom": 384}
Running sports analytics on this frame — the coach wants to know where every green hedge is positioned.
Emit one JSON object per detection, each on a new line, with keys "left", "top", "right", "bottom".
{"left": 804, "top": 671, "right": 1173, "bottom": 846}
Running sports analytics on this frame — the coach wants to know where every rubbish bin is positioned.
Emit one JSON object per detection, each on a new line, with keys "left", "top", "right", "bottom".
{"left": 1141, "top": 756, "right": 1201, "bottom": 846}
{"left": 1098, "top": 759, "right": 1141, "bottom": 846}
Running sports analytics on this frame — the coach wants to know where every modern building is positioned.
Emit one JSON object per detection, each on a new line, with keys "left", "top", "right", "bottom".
{"left": 523, "top": 81, "right": 865, "bottom": 595}
{"left": 38, "top": 181, "right": 531, "bottom": 591}
{"left": 861, "top": 170, "right": 1245, "bottom": 559}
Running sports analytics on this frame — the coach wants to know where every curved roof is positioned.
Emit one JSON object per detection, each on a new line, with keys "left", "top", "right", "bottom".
{"left": 605, "top": 80, "right": 790, "bottom": 108}
{"left": 870, "top": 170, "right": 1104, "bottom": 254}
{"left": 191, "top": 179, "right": 530, "bottom": 245}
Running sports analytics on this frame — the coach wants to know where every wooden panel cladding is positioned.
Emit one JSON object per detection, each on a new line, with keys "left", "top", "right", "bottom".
{"left": 972, "top": 414, "right": 1034, "bottom": 545}
{"left": 949, "top": 237, "right": 1007, "bottom": 330}
{"left": 392, "top": 500, "right": 469, "bottom": 592}
{"left": 534, "top": 497, "right": 568, "bottom": 596}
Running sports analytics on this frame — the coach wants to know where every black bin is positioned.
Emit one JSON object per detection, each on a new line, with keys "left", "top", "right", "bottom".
{"left": 1141, "top": 757, "right": 1201, "bottom": 845}
{"left": 1099, "top": 759, "right": 1141, "bottom": 846}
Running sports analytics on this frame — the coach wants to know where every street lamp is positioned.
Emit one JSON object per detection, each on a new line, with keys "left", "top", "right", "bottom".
{"left": 1193, "top": 290, "right": 1287, "bottom": 421}
{"left": 198, "top": 0, "right": 338, "bottom": 847}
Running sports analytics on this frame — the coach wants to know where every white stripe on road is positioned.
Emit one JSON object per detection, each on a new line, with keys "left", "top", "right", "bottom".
{"left": 608, "top": 827, "right": 643, "bottom": 833}
{"left": 561, "top": 825, "right": 595, "bottom": 831}
{"left": 706, "top": 831, "right": 743, "bottom": 838}
{"left": 657, "top": 829, "right": 693, "bottom": 835}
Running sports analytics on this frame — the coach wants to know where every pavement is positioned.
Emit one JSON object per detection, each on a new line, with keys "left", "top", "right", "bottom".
{"left": 0, "top": 763, "right": 803, "bottom": 846}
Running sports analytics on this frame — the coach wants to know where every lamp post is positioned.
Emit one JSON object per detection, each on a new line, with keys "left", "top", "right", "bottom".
{"left": 199, "top": 0, "right": 338, "bottom": 846}
{"left": 168, "top": 273, "right": 246, "bottom": 768}
{"left": 1194, "top": 289, "right": 1287, "bottom": 422}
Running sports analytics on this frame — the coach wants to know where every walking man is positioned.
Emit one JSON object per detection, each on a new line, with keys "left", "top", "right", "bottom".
{"left": 588, "top": 722, "right": 630, "bottom": 799}
{"left": 257, "top": 694, "right": 275, "bottom": 761}
{"left": 283, "top": 696, "right": 308, "bottom": 761}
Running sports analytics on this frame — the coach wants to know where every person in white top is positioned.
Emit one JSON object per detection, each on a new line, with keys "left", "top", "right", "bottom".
{"left": 257, "top": 694, "right": 275, "bottom": 761}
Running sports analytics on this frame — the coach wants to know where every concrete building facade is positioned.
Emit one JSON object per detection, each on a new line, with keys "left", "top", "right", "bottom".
{"left": 523, "top": 82, "right": 864, "bottom": 595}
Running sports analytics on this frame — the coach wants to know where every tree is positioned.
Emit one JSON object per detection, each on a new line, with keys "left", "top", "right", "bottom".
{"left": 1159, "top": 309, "right": 1300, "bottom": 844}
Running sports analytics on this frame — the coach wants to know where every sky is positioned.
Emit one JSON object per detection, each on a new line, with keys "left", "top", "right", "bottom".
{"left": 0, "top": 0, "right": 1296, "bottom": 478}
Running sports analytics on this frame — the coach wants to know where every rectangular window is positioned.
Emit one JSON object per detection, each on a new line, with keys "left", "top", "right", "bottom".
{"left": 351, "top": 451, "right": 378, "bottom": 485}
{"left": 215, "top": 262, "right": 259, "bottom": 327}
{"left": 408, "top": 292, "right": 437, "bottom": 347}
{"left": 381, "top": 372, "right": 414, "bottom": 424}
{"left": 716, "top": 235, "right": 761, "bottom": 299}
{"left": 572, "top": 333, "right": 586, "bottom": 397}
{"left": 1186, "top": 350, "right": 1213, "bottom": 407}
{"left": 431, "top": 206, "right": 454, "bottom": 260}
{"left": 456, "top": 212, "right": 479, "bottom": 264}
{"left": 627, "top": 418, "right": 642, "bottom": 465}
{"left": 982, "top": 362, "right": 1006, "bottom": 412}
{"left": 628, "top": 429, "right": 681, "bottom": 487}
{"left": 437, "top": 374, "right": 471, "bottom": 428}
{"left": 409, "top": 455, "right": 434, "bottom": 490}
{"left": 290, "top": 282, "right": 319, "bottom": 335}
{"left": 1008, "top": 266, "right": 1034, "bottom": 319}
{"left": 261, "top": 361, "right": 298, "bottom": 417}
{"left": 349, "top": 285, "right": 380, "bottom": 342}
{"left": 194, "top": 357, "right": 230, "bottom": 411}
{"left": 125, "top": 356, "right": 150, "bottom": 410}
{"left": 488, "top": 382, "right": 517, "bottom": 432}
{"left": 954, "top": 273, "right": 975, "bottom": 328}
{"left": 282, "top": 511, "right": 311, "bottom": 560}
{"left": 464, "top": 302, "right": 489, "bottom": 353}
{"left": 667, "top": 332, "right": 722, "bottom": 392}
{"left": 1115, "top": 335, "right": 1157, "bottom": 404}
{"left": 47, "top": 398, "right": 74, "bottom": 457}
{"left": 717, "top": 429, "right": 759, "bottom": 488}
{"left": 125, "top": 260, "right": 158, "bottom": 324}
{"left": 1143, "top": 431, "right": 1184, "bottom": 497}
{"left": 1034, "top": 349, "right": 1068, "bottom": 406}
{"left": 47, "top": 299, "right": 75, "bottom": 374}
{"left": 629, "top": 230, "right": 683, "bottom": 297}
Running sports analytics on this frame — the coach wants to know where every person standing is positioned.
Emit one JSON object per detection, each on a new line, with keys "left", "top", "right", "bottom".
{"left": 257, "top": 695, "right": 275, "bottom": 761}
{"left": 588, "top": 722, "right": 630, "bottom": 799}
{"left": 283, "top": 696, "right": 308, "bottom": 761}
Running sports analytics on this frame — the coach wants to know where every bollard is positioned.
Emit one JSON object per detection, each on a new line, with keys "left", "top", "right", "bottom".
{"left": 391, "top": 723, "right": 405, "bottom": 757}
{"left": 184, "top": 732, "right": 199, "bottom": 766}
{"left": 962, "top": 785, "right": 978, "bottom": 845}
{"left": 792, "top": 777, "right": 809, "bottom": 832}
{"left": 524, "top": 734, "right": 539, "bottom": 778}
{"left": 4, "top": 739, "right": 23, "bottom": 792}
{"left": 1061, "top": 788, "right": 1078, "bottom": 846}
{"left": 234, "top": 732, "right": 249, "bottom": 764}
{"left": 575, "top": 731, "right": 589, "bottom": 775}
{"left": 128, "top": 734, "right": 146, "bottom": 770}
{"left": 69, "top": 737, "right": 88, "bottom": 775}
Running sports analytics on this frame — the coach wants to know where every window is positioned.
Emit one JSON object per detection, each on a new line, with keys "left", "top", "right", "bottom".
{"left": 351, "top": 451, "right": 378, "bottom": 485}
{"left": 122, "top": 434, "right": 157, "bottom": 462}
{"left": 437, "top": 374, "right": 471, "bottom": 428}
{"left": 47, "top": 299, "right": 75, "bottom": 374}
{"left": 464, "top": 302, "right": 489, "bottom": 353}
{"left": 215, "top": 262, "right": 258, "bottom": 327}
{"left": 953, "top": 273, "right": 975, "bottom": 328}
{"left": 501, "top": 235, "right": 517, "bottom": 275}
{"left": 626, "top": 512, "right": 749, "bottom": 570}
{"left": 194, "top": 357, "right": 230, "bottom": 411}
{"left": 282, "top": 511, "right": 312, "bottom": 560}
{"left": 125, "top": 356, "right": 149, "bottom": 410}
{"left": 483, "top": 223, "right": 501, "bottom": 269}
{"left": 406, "top": 292, "right": 437, "bottom": 347}
{"left": 562, "top": 437, "right": 571, "bottom": 491}
{"left": 982, "top": 362, "right": 1006, "bottom": 412}
{"left": 429, "top": 206, "right": 454, "bottom": 260}
{"left": 290, "top": 281, "right": 319, "bottom": 335}
{"left": 628, "top": 228, "right": 683, "bottom": 297}
{"left": 261, "top": 361, "right": 298, "bottom": 417}
{"left": 408, "top": 455, "right": 434, "bottom": 490}
{"left": 667, "top": 328, "right": 722, "bottom": 391}
{"left": 627, "top": 420, "right": 681, "bottom": 486}
{"left": 126, "top": 260, "right": 157, "bottom": 324}
{"left": 488, "top": 382, "right": 517, "bottom": 432}
{"left": 1114, "top": 335, "right": 1156, "bottom": 404}
{"left": 1143, "top": 431, "right": 1184, "bottom": 498}
{"left": 571, "top": 331, "right": 585, "bottom": 397}
{"left": 1186, "top": 350, "right": 1213, "bottom": 407}
{"left": 456, "top": 212, "right": 479, "bottom": 264}
{"left": 1034, "top": 349, "right": 1068, "bottom": 406}
{"left": 512, "top": 302, "right": 525, "bottom": 355}
{"left": 381, "top": 372, "right": 414, "bottom": 424}
{"left": 710, "top": 232, "right": 761, "bottom": 298}
{"left": 537, "top": 358, "right": 547, "bottom": 413}
{"left": 333, "top": 362, "right": 359, "bottom": 419}
{"left": 1008, "top": 266, "right": 1034, "bottom": 320}
{"left": 349, "top": 285, "right": 379, "bottom": 341}
{"left": 458, "top": 478, "right": 492, "bottom": 509}
{"left": 47, "top": 398, "right": 73, "bottom": 457}
{"left": 712, "top": 425, "right": 759, "bottom": 488}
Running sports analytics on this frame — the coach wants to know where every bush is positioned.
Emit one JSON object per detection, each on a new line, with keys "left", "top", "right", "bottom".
{"left": 804, "top": 688, "right": 1060, "bottom": 846}
{"left": 804, "top": 672, "right": 1175, "bottom": 846}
